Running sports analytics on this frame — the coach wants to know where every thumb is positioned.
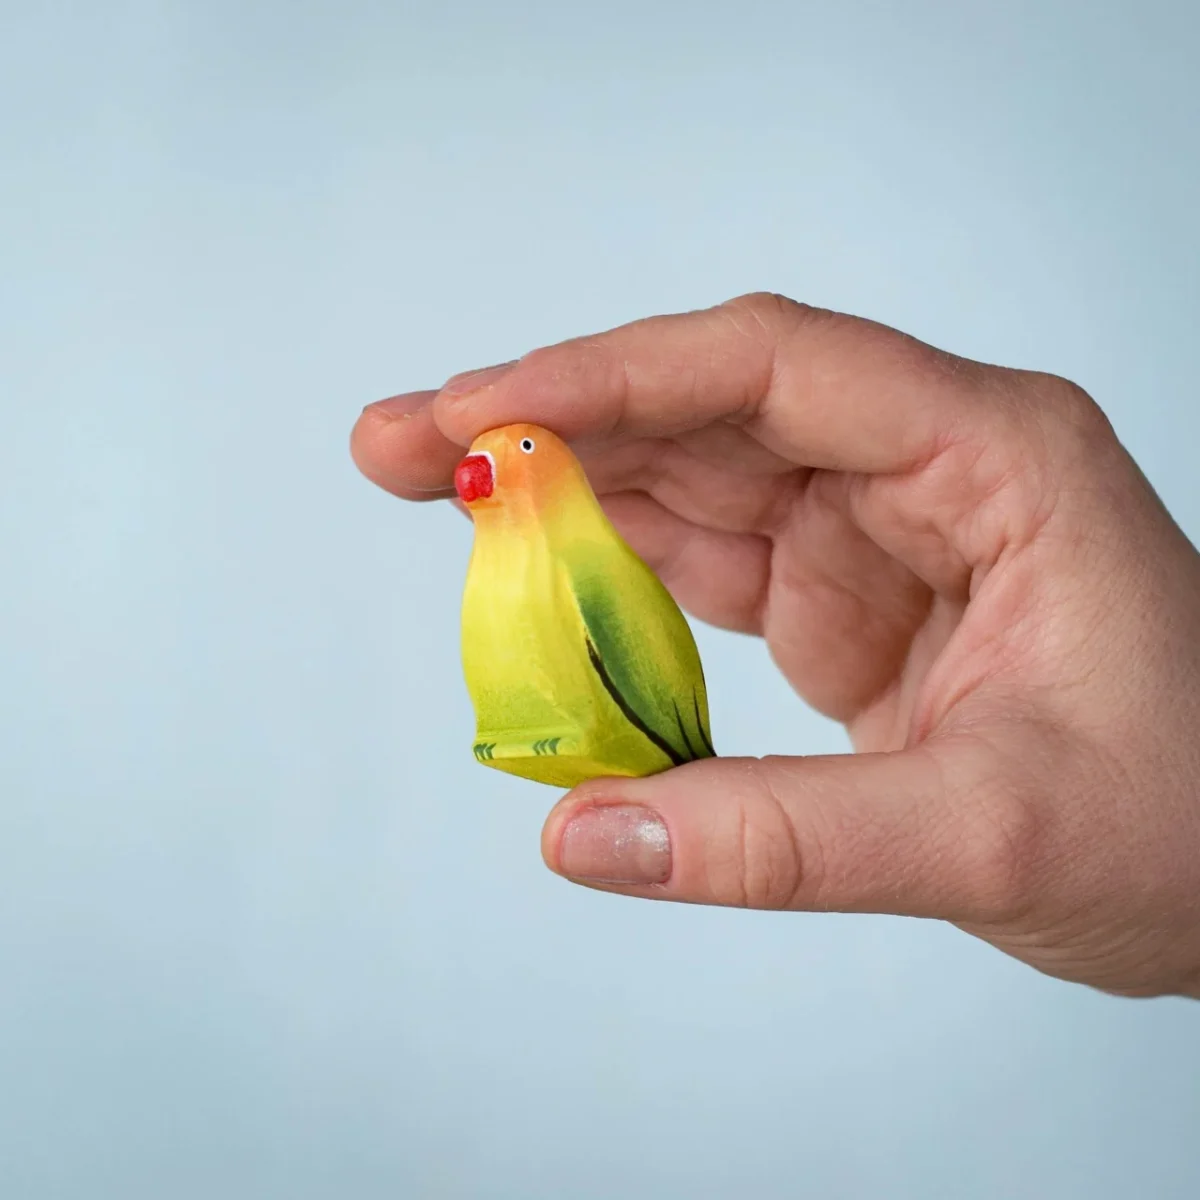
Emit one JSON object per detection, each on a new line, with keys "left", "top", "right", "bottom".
{"left": 541, "top": 746, "right": 1032, "bottom": 923}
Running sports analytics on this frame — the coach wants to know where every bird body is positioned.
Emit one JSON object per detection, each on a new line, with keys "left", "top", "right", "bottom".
{"left": 455, "top": 424, "right": 714, "bottom": 788}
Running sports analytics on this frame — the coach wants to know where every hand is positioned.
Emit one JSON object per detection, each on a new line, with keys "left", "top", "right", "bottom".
{"left": 351, "top": 293, "right": 1200, "bottom": 998}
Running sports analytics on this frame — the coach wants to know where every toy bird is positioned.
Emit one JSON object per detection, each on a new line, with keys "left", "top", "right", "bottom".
{"left": 454, "top": 423, "right": 715, "bottom": 788}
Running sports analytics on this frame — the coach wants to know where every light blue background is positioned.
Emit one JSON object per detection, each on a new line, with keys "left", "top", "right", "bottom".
{"left": 2, "top": 2, "right": 1198, "bottom": 1197}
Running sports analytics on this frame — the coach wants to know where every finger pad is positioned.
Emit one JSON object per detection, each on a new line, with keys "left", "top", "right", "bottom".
{"left": 351, "top": 406, "right": 464, "bottom": 496}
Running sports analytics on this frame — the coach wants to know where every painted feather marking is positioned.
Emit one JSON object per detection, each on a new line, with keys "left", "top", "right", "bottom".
{"left": 693, "top": 689, "right": 715, "bottom": 758}
{"left": 673, "top": 701, "right": 699, "bottom": 759}
{"left": 584, "top": 635, "right": 685, "bottom": 766}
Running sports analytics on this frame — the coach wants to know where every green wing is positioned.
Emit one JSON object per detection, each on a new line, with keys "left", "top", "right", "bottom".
{"left": 566, "top": 542, "right": 715, "bottom": 767}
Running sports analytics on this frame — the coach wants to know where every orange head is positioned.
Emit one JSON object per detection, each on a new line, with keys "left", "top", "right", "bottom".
{"left": 453, "top": 424, "right": 586, "bottom": 518}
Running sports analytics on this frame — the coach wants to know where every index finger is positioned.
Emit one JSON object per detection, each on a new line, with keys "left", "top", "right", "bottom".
{"left": 433, "top": 292, "right": 993, "bottom": 474}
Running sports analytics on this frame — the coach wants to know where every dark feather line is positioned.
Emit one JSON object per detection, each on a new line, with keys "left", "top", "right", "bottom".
{"left": 585, "top": 637, "right": 686, "bottom": 767}
{"left": 673, "top": 701, "right": 699, "bottom": 760}
{"left": 693, "top": 690, "right": 716, "bottom": 757}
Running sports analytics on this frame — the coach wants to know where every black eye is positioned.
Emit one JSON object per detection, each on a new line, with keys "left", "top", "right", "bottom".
{"left": 519, "top": 437, "right": 535, "bottom": 453}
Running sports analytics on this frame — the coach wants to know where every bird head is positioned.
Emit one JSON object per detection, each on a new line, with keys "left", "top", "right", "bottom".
{"left": 453, "top": 424, "right": 579, "bottom": 514}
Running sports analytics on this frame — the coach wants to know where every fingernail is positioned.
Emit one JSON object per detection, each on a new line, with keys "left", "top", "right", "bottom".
{"left": 362, "top": 390, "right": 437, "bottom": 419}
{"left": 559, "top": 803, "right": 671, "bottom": 885}
{"left": 441, "top": 360, "right": 516, "bottom": 398}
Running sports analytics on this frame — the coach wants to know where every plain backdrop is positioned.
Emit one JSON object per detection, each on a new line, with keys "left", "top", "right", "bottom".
{"left": 2, "top": 2, "right": 1198, "bottom": 1197}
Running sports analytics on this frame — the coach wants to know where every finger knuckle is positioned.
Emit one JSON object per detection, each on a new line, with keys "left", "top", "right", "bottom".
{"left": 722, "top": 291, "right": 828, "bottom": 332}
{"left": 1001, "top": 372, "right": 1120, "bottom": 463}
{"left": 706, "top": 762, "right": 808, "bottom": 910}
{"left": 1034, "top": 372, "right": 1104, "bottom": 420}
{"left": 934, "top": 375, "right": 1117, "bottom": 560}
{"left": 517, "top": 343, "right": 564, "bottom": 377}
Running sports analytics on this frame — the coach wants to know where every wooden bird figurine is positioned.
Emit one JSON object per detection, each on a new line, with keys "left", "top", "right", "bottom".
{"left": 455, "top": 423, "right": 715, "bottom": 788}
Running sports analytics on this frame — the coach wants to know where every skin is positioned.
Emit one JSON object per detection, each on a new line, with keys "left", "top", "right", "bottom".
{"left": 351, "top": 292, "right": 1200, "bottom": 999}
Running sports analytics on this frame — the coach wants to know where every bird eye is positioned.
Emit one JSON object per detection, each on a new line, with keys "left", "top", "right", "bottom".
{"left": 519, "top": 437, "right": 535, "bottom": 453}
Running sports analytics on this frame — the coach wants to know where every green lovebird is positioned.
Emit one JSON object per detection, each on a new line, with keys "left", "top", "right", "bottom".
{"left": 455, "top": 423, "right": 715, "bottom": 788}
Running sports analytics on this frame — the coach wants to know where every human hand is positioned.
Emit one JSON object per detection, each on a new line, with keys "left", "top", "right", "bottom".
{"left": 351, "top": 293, "right": 1200, "bottom": 998}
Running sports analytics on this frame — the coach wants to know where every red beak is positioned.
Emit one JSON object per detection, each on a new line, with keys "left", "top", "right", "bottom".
{"left": 454, "top": 454, "right": 494, "bottom": 503}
